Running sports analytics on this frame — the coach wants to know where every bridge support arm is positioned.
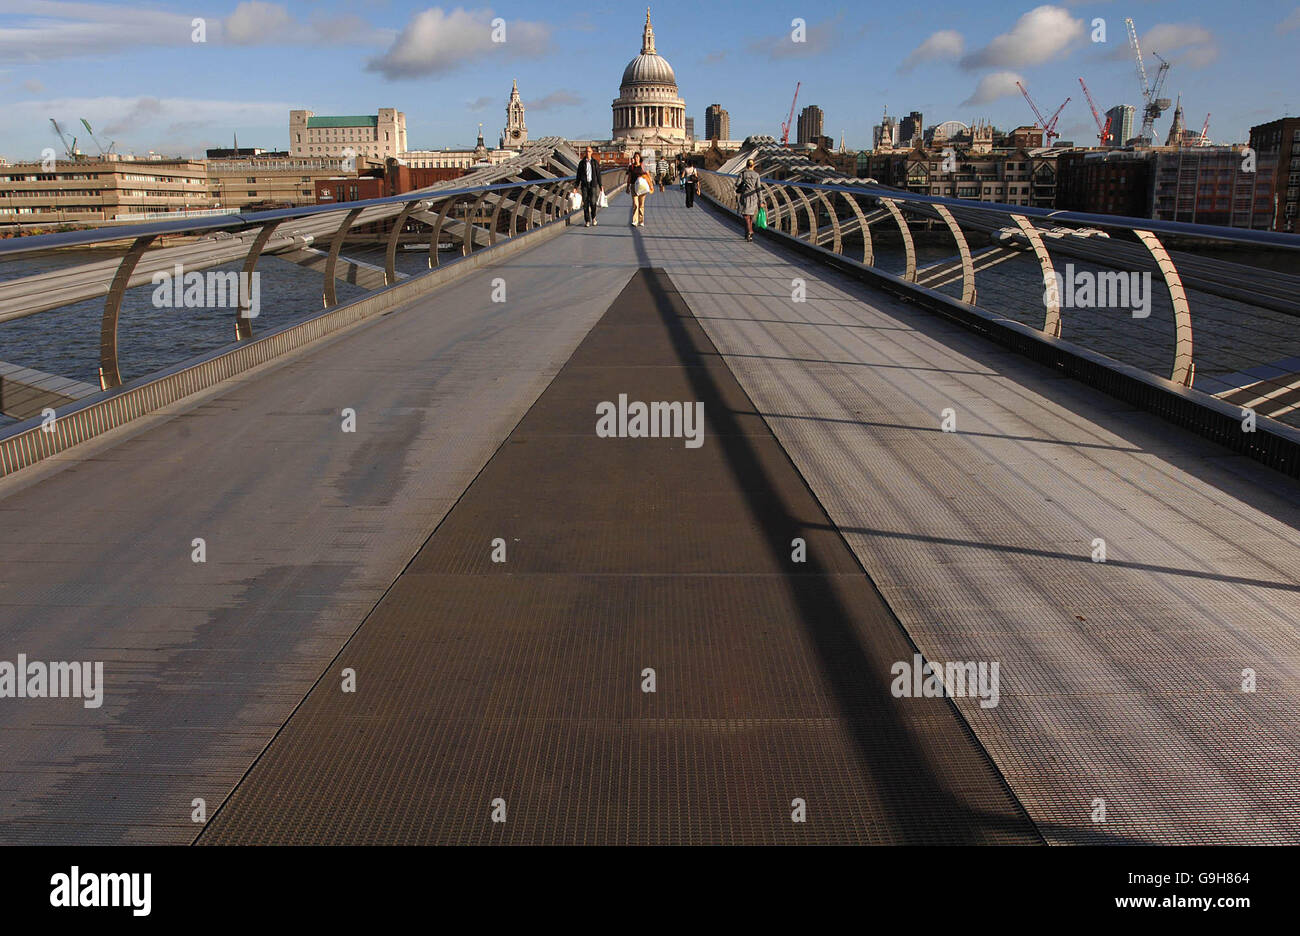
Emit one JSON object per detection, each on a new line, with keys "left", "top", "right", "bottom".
{"left": 462, "top": 190, "right": 490, "bottom": 256}
{"left": 879, "top": 198, "right": 916, "bottom": 283}
{"left": 815, "top": 190, "right": 841, "bottom": 254}
{"left": 385, "top": 200, "right": 423, "bottom": 286}
{"left": 429, "top": 196, "right": 457, "bottom": 268}
{"left": 932, "top": 205, "right": 976, "bottom": 305}
{"left": 839, "top": 190, "right": 873, "bottom": 266}
{"left": 1135, "top": 229, "right": 1195, "bottom": 387}
{"left": 99, "top": 234, "right": 158, "bottom": 390}
{"left": 323, "top": 208, "right": 365, "bottom": 308}
{"left": 239, "top": 220, "right": 283, "bottom": 338}
{"left": 1011, "top": 214, "right": 1060, "bottom": 337}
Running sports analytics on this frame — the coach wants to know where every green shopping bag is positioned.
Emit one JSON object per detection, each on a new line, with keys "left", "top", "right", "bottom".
{"left": 755, "top": 206, "right": 768, "bottom": 230}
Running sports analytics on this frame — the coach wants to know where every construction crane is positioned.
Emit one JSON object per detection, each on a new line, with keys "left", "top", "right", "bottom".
{"left": 1124, "top": 17, "right": 1172, "bottom": 145}
{"left": 1077, "top": 77, "right": 1112, "bottom": 146}
{"left": 1199, "top": 113, "right": 1211, "bottom": 146}
{"left": 780, "top": 81, "right": 801, "bottom": 146}
{"left": 1016, "top": 81, "right": 1070, "bottom": 146}
{"left": 48, "top": 118, "right": 80, "bottom": 159}
{"left": 79, "top": 119, "right": 116, "bottom": 157}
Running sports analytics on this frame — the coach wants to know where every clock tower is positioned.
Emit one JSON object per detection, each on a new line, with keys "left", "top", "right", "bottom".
{"left": 503, "top": 79, "right": 527, "bottom": 147}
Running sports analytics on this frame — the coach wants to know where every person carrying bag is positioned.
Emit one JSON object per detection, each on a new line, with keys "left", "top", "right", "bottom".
{"left": 735, "top": 158, "right": 763, "bottom": 242}
{"left": 629, "top": 155, "right": 653, "bottom": 227}
{"left": 574, "top": 145, "right": 603, "bottom": 226}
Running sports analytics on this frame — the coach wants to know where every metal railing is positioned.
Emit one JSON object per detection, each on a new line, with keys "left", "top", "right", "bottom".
{"left": 0, "top": 175, "right": 581, "bottom": 390}
{"left": 700, "top": 169, "right": 1300, "bottom": 393}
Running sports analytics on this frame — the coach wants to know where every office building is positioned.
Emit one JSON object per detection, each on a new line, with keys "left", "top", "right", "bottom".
{"left": 705, "top": 104, "right": 730, "bottom": 141}
{"left": 289, "top": 109, "right": 407, "bottom": 162}
{"left": 796, "top": 105, "right": 824, "bottom": 145}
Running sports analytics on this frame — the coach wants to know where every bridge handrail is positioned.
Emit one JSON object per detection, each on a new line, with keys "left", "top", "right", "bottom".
{"left": 700, "top": 169, "right": 1300, "bottom": 251}
{"left": 0, "top": 176, "right": 579, "bottom": 257}
{"left": 697, "top": 167, "right": 1300, "bottom": 392}
{"left": 0, "top": 174, "right": 582, "bottom": 392}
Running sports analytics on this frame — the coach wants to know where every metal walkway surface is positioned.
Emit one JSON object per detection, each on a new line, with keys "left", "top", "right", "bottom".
{"left": 633, "top": 190, "right": 1300, "bottom": 844}
{"left": 0, "top": 188, "right": 1297, "bottom": 845}
{"left": 198, "top": 268, "right": 1038, "bottom": 845}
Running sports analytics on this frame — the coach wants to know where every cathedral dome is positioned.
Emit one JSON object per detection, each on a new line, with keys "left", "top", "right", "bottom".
{"left": 621, "top": 52, "right": 676, "bottom": 88}
{"left": 611, "top": 9, "right": 686, "bottom": 146}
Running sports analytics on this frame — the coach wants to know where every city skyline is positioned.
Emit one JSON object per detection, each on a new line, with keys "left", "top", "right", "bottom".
{"left": 0, "top": 0, "right": 1296, "bottom": 159}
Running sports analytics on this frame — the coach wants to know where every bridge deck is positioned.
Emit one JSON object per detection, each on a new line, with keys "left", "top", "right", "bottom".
{"left": 1, "top": 188, "right": 1297, "bottom": 844}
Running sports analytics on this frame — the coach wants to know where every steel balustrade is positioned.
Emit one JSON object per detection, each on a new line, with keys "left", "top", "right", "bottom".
{"left": 1, "top": 175, "right": 578, "bottom": 390}
{"left": 701, "top": 170, "right": 1300, "bottom": 389}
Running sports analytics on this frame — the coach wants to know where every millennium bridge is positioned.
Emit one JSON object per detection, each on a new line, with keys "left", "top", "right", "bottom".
{"left": 0, "top": 138, "right": 1298, "bottom": 846}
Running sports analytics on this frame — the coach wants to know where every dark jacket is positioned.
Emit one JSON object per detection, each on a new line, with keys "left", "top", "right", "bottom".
{"left": 576, "top": 156, "right": 602, "bottom": 191}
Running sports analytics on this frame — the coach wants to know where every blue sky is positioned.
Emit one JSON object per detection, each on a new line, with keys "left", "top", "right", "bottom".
{"left": 0, "top": 0, "right": 1296, "bottom": 160}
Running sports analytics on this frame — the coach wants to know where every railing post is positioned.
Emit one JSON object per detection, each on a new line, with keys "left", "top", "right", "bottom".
{"left": 99, "top": 234, "right": 158, "bottom": 390}
{"left": 838, "top": 189, "right": 874, "bottom": 266}
{"left": 791, "top": 187, "right": 818, "bottom": 244}
{"left": 429, "top": 195, "right": 456, "bottom": 268}
{"left": 932, "top": 204, "right": 976, "bottom": 305}
{"left": 772, "top": 185, "right": 797, "bottom": 235}
{"left": 238, "top": 220, "right": 283, "bottom": 339}
{"left": 521, "top": 185, "right": 542, "bottom": 229}
{"left": 489, "top": 179, "right": 523, "bottom": 245}
{"left": 461, "top": 189, "right": 490, "bottom": 256}
{"left": 815, "top": 190, "right": 841, "bottom": 254}
{"left": 878, "top": 198, "right": 916, "bottom": 282}
{"left": 323, "top": 207, "right": 364, "bottom": 308}
{"left": 385, "top": 199, "right": 424, "bottom": 286}
{"left": 1011, "top": 214, "right": 1060, "bottom": 337}
{"left": 510, "top": 183, "right": 530, "bottom": 234}
{"left": 1135, "top": 229, "right": 1195, "bottom": 387}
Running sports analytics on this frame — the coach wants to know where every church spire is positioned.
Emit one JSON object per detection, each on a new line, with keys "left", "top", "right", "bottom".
{"left": 642, "top": 7, "right": 656, "bottom": 54}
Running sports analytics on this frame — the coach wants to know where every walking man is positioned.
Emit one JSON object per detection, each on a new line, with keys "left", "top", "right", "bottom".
{"left": 575, "top": 146, "right": 603, "bottom": 227}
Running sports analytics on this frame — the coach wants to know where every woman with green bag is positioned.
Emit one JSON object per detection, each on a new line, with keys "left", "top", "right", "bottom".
{"left": 736, "top": 158, "right": 762, "bottom": 242}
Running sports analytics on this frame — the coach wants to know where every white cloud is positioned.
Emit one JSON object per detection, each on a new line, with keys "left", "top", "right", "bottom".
{"left": 223, "top": 2, "right": 294, "bottom": 44}
{"left": 747, "top": 14, "right": 851, "bottom": 60}
{"left": 0, "top": 1, "right": 197, "bottom": 62}
{"left": 526, "top": 90, "right": 582, "bottom": 112}
{"left": 367, "top": 7, "right": 552, "bottom": 79}
{"left": 1102, "top": 21, "right": 1218, "bottom": 68}
{"left": 899, "top": 30, "right": 963, "bottom": 73}
{"left": 961, "top": 71, "right": 1025, "bottom": 107}
{"left": 962, "top": 5, "right": 1084, "bottom": 70}
{"left": 21, "top": 78, "right": 44, "bottom": 93}
{"left": 0, "top": 0, "right": 388, "bottom": 62}
{"left": 222, "top": 2, "right": 392, "bottom": 46}
{"left": 1278, "top": 8, "right": 1300, "bottom": 33}
{"left": 1141, "top": 22, "right": 1218, "bottom": 68}
{"left": 6, "top": 94, "right": 293, "bottom": 156}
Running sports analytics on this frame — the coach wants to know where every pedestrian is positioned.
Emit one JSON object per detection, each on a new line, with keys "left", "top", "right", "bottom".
{"left": 683, "top": 164, "right": 699, "bottom": 208}
{"left": 736, "top": 158, "right": 762, "bottom": 241}
{"left": 575, "top": 146, "right": 603, "bottom": 227}
{"left": 627, "top": 154, "right": 653, "bottom": 227}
